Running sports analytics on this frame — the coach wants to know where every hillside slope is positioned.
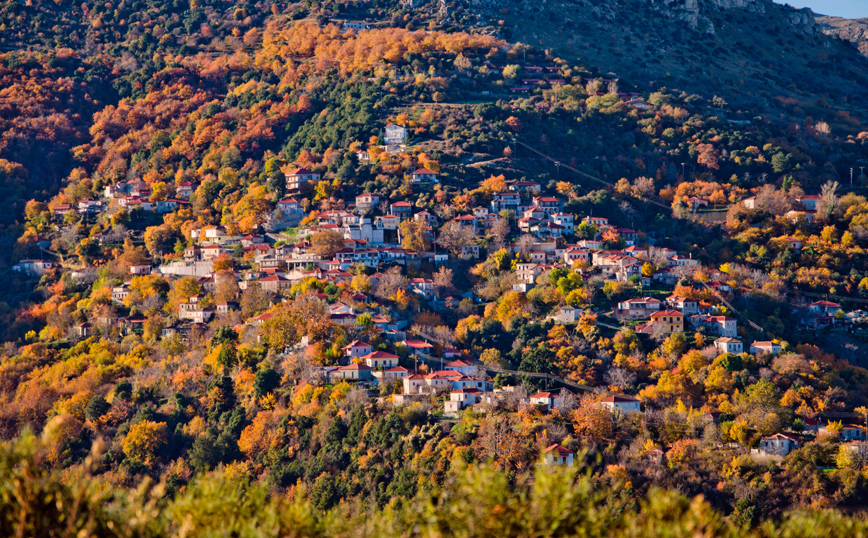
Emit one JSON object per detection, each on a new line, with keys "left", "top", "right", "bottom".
{"left": 460, "top": 0, "right": 868, "bottom": 114}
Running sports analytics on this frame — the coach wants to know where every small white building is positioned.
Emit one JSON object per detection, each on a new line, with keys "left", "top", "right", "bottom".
{"left": 374, "top": 366, "right": 410, "bottom": 382}
{"left": 599, "top": 395, "right": 641, "bottom": 414}
{"left": 384, "top": 124, "right": 407, "bottom": 145}
{"left": 13, "top": 259, "right": 55, "bottom": 276}
{"left": 410, "top": 168, "right": 438, "bottom": 183}
{"left": 552, "top": 305, "right": 582, "bottom": 324}
{"left": 749, "top": 341, "right": 782, "bottom": 356}
{"left": 444, "top": 360, "right": 477, "bottom": 376}
{"left": 758, "top": 433, "right": 799, "bottom": 456}
{"left": 363, "top": 350, "right": 399, "bottom": 369}
{"left": 714, "top": 337, "right": 743, "bottom": 354}
{"left": 809, "top": 300, "right": 842, "bottom": 316}
{"left": 444, "top": 388, "right": 482, "bottom": 416}
{"left": 529, "top": 391, "right": 562, "bottom": 411}
{"left": 343, "top": 340, "right": 373, "bottom": 359}
{"left": 543, "top": 444, "right": 575, "bottom": 466}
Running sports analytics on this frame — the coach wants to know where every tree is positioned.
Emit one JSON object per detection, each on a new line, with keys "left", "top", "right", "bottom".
{"left": 502, "top": 64, "right": 520, "bottom": 80}
{"left": 491, "top": 218, "right": 510, "bottom": 249}
{"left": 84, "top": 395, "right": 110, "bottom": 421}
{"left": 241, "top": 282, "right": 271, "bottom": 317}
{"left": 516, "top": 234, "right": 536, "bottom": 257}
{"left": 571, "top": 398, "right": 614, "bottom": 442}
{"left": 310, "top": 230, "right": 346, "bottom": 259}
{"left": 350, "top": 274, "right": 372, "bottom": 293}
{"left": 433, "top": 266, "right": 453, "bottom": 296}
{"left": 399, "top": 219, "right": 431, "bottom": 252}
{"left": 437, "top": 221, "right": 476, "bottom": 254}
{"left": 480, "top": 174, "right": 507, "bottom": 194}
{"left": 480, "top": 348, "right": 506, "bottom": 368}
{"left": 819, "top": 180, "right": 839, "bottom": 219}
{"left": 212, "top": 254, "right": 234, "bottom": 272}
{"left": 695, "top": 143, "right": 720, "bottom": 171}
{"left": 505, "top": 116, "right": 522, "bottom": 132}
{"left": 260, "top": 305, "right": 302, "bottom": 351}
{"left": 454, "top": 53, "right": 472, "bottom": 71}
{"left": 122, "top": 420, "right": 168, "bottom": 464}
{"left": 254, "top": 368, "right": 281, "bottom": 400}
{"left": 168, "top": 276, "right": 202, "bottom": 310}
{"left": 641, "top": 262, "right": 655, "bottom": 278}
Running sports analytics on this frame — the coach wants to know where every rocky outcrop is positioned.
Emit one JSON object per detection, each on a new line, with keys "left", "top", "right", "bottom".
{"left": 787, "top": 8, "right": 820, "bottom": 35}
{"left": 816, "top": 16, "right": 868, "bottom": 56}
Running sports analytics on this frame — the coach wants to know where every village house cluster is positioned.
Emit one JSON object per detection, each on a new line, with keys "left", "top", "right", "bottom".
{"left": 16, "top": 144, "right": 868, "bottom": 472}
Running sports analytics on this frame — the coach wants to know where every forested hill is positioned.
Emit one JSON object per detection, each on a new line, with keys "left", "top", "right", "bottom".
{"left": 5, "top": 0, "right": 868, "bottom": 533}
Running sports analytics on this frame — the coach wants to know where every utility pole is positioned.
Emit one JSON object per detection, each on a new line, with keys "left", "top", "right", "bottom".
{"left": 851, "top": 167, "right": 854, "bottom": 186}
{"left": 861, "top": 166, "right": 865, "bottom": 187}
{"left": 681, "top": 163, "right": 686, "bottom": 180}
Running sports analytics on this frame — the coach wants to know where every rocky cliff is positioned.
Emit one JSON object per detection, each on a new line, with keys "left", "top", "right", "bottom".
{"left": 817, "top": 15, "right": 868, "bottom": 56}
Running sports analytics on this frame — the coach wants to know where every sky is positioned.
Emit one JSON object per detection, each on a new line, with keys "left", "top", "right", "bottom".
{"left": 774, "top": 0, "right": 868, "bottom": 18}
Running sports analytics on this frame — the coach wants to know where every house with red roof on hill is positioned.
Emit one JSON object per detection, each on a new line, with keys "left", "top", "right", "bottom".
{"left": 532, "top": 196, "right": 563, "bottom": 215}
{"left": 445, "top": 359, "right": 477, "bottom": 376}
{"left": 390, "top": 201, "right": 413, "bottom": 219}
{"left": 410, "top": 168, "right": 438, "bottom": 183}
{"left": 701, "top": 316, "right": 737, "bottom": 338}
{"left": 750, "top": 341, "right": 782, "bottom": 356}
{"left": 600, "top": 395, "right": 641, "bottom": 414}
{"left": 444, "top": 388, "right": 482, "bottom": 416}
{"left": 543, "top": 444, "right": 575, "bottom": 466}
{"left": 343, "top": 340, "right": 373, "bottom": 359}
{"left": 809, "top": 300, "right": 842, "bottom": 316}
{"left": 363, "top": 350, "right": 399, "bottom": 369}
{"left": 336, "top": 363, "right": 373, "bottom": 381}
{"left": 374, "top": 366, "right": 410, "bottom": 382}
{"left": 285, "top": 168, "right": 319, "bottom": 192}
{"left": 402, "top": 340, "right": 434, "bottom": 356}
{"left": 758, "top": 433, "right": 800, "bottom": 456}
{"left": 529, "top": 391, "right": 557, "bottom": 410}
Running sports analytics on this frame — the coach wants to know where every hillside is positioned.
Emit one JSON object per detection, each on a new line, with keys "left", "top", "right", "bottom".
{"left": 4, "top": 0, "right": 868, "bottom": 533}
{"left": 462, "top": 0, "right": 868, "bottom": 114}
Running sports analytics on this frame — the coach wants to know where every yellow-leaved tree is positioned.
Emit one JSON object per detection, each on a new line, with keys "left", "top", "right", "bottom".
{"left": 122, "top": 420, "right": 168, "bottom": 464}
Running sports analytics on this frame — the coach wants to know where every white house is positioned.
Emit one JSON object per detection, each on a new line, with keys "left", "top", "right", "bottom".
{"left": 355, "top": 193, "right": 381, "bottom": 211}
{"left": 444, "top": 360, "right": 477, "bottom": 376}
{"left": 702, "top": 316, "right": 737, "bottom": 338}
{"left": 600, "top": 395, "right": 641, "bottom": 414}
{"left": 750, "top": 341, "right": 782, "bottom": 356}
{"left": 809, "top": 300, "right": 842, "bottom": 316}
{"left": 402, "top": 340, "right": 434, "bottom": 357}
{"left": 410, "top": 278, "right": 435, "bottom": 299}
{"left": 374, "top": 365, "right": 410, "bottom": 382}
{"left": 13, "top": 259, "right": 55, "bottom": 276}
{"left": 552, "top": 305, "right": 582, "bottom": 324}
{"left": 410, "top": 168, "right": 438, "bottom": 183}
{"left": 714, "top": 337, "right": 743, "bottom": 354}
{"left": 551, "top": 213, "right": 574, "bottom": 233}
{"left": 363, "top": 350, "right": 399, "bottom": 369}
{"left": 529, "top": 391, "right": 562, "bottom": 411}
{"left": 285, "top": 168, "right": 320, "bottom": 193}
{"left": 336, "top": 363, "right": 373, "bottom": 381}
{"left": 384, "top": 124, "right": 407, "bottom": 145}
{"left": 444, "top": 388, "right": 482, "bottom": 416}
{"left": 343, "top": 340, "right": 373, "bottom": 359}
{"left": 543, "top": 444, "right": 575, "bottom": 466}
{"left": 758, "top": 433, "right": 800, "bottom": 456}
